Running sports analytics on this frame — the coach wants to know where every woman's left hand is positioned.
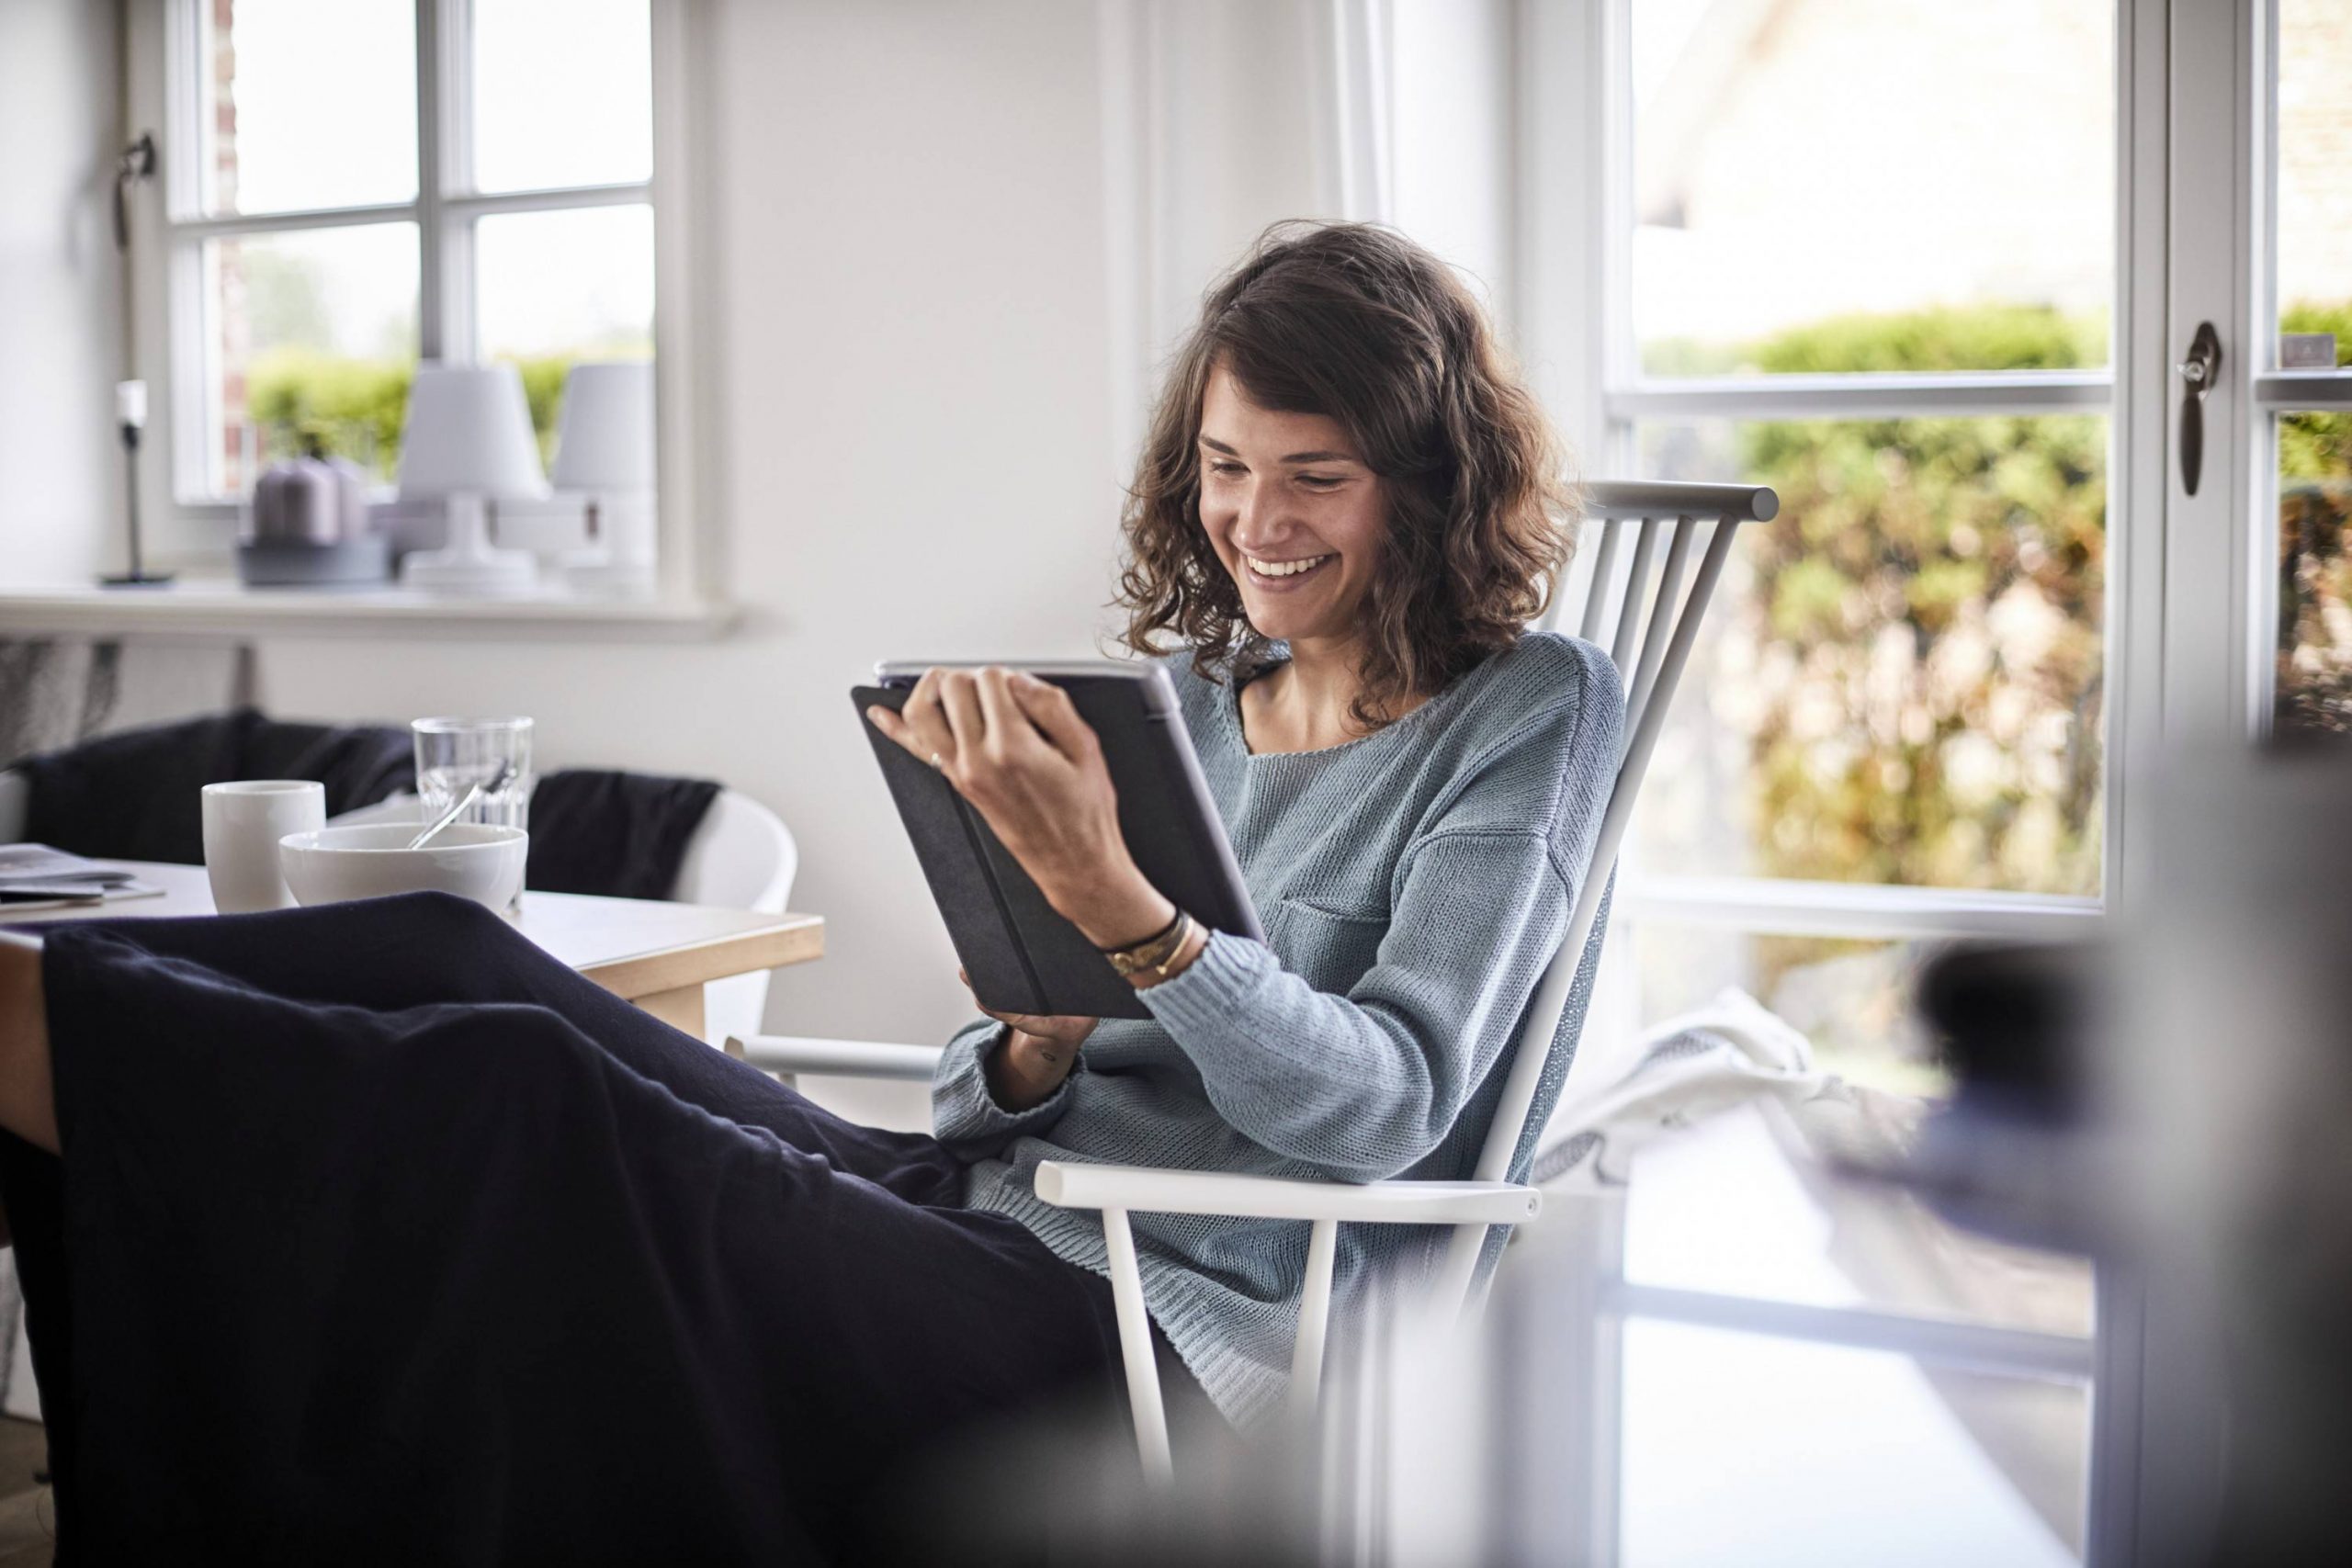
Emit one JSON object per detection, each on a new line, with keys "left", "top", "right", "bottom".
{"left": 867, "top": 667, "right": 1177, "bottom": 949}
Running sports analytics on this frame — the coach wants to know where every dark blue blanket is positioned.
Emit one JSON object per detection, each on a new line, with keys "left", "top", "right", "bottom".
{"left": 0, "top": 894, "right": 1160, "bottom": 1561}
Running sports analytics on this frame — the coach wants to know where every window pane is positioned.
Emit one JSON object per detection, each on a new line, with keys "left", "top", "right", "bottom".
{"left": 1633, "top": 416, "right": 2107, "bottom": 896}
{"left": 207, "top": 223, "right": 418, "bottom": 497}
{"left": 2276, "top": 411, "right": 2352, "bottom": 735}
{"left": 475, "top": 205, "right": 654, "bottom": 457}
{"left": 470, "top": 0, "right": 652, "bottom": 193}
{"left": 198, "top": 0, "right": 416, "bottom": 216}
{"left": 1622, "top": 1323, "right": 2087, "bottom": 1564}
{"left": 2276, "top": 0, "right": 2352, "bottom": 366}
{"left": 1630, "top": 0, "right": 2112, "bottom": 375}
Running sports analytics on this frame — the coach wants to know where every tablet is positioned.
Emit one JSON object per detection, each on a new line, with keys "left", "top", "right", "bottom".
{"left": 854, "top": 661, "right": 1262, "bottom": 1021}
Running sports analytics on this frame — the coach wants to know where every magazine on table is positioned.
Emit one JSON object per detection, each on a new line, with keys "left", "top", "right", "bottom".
{"left": 0, "top": 844, "right": 167, "bottom": 910}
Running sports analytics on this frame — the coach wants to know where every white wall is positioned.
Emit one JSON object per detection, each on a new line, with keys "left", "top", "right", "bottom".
{"left": 0, "top": 0, "right": 124, "bottom": 585}
{"left": 1390, "top": 0, "right": 1518, "bottom": 330}
{"left": 1131, "top": 0, "right": 1337, "bottom": 355}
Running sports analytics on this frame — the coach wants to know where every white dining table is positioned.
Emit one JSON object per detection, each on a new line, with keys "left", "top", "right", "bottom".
{"left": 0, "top": 859, "right": 825, "bottom": 1043}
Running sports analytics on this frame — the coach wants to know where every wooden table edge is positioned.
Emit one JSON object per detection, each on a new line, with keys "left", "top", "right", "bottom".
{"left": 577, "top": 914, "right": 825, "bottom": 1001}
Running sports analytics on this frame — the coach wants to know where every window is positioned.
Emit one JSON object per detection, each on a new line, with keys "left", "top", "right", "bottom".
{"left": 1561, "top": 0, "right": 2117, "bottom": 1111}
{"left": 1508, "top": 7, "right": 2122, "bottom": 1555}
{"left": 1620, "top": 0, "right": 2116, "bottom": 897}
{"left": 147, "top": 0, "right": 659, "bottom": 551}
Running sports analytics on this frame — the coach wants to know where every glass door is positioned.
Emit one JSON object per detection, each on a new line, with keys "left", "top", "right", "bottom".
{"left": 2160, "top": 0, "right": 2352, "bottom": 745}
{"left": 2096, "top": 7, "right": 2352, "bottom": 1561}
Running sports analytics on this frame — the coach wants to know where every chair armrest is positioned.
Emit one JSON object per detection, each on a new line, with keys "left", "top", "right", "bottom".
{"left": 1033, "top": 1160, "right": 1540, "bottom": 1226}
{"left": 728, "top": 1034, "right": 946, "bottom": 1080}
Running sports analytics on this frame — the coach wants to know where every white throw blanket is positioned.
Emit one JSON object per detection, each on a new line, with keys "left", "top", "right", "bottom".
{"left": 1532, "top": 987, "right": 1886, "bottom": 1190}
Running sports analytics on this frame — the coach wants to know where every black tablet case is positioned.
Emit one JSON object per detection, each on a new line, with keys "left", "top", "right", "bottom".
{"left": 854, "top": 667, "right": 1261, "bottom": 1021}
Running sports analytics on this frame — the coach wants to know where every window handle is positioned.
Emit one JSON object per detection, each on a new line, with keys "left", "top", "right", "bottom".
{"left": 112, "top": 133, "right": 155, "bottom": 254}
{"left": 2177, "top": 321, "right": 2222, "bottom": 496}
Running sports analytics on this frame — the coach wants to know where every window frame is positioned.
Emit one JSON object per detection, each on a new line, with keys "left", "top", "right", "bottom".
{"left": 1519, "top": 0, "right": 2147, "bottom": 964}
{"left": 125, "top": 0, "right": 712, "bottom": 604}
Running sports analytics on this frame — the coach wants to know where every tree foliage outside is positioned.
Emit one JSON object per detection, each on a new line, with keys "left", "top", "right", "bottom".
{"left": 2276, "top": 300, "right": 2352, "bottom": 736}
{"left": 243, "top": 350, "right": 414, "bottom": 478}
{"left": 243, "top": 339, "right": 650, "bottom": 479}
{"left": 1648, "top": 304, "right": 2109, "bottom": 900}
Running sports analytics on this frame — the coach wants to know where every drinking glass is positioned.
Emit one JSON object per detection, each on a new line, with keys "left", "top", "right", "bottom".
{"left": 413, "top": 716, "right": 535, "bottom": 833}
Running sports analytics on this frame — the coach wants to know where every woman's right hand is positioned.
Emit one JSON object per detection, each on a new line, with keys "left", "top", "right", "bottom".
{"left": 964, "top": 969, "right": 1095, "bottom": 1111}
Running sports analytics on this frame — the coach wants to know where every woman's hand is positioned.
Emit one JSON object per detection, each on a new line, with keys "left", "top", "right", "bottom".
{"left": 960, "top": 967, "right": 1095, "bottom": 1111}
{"left": 867, "top": 667, "right": 1176, "bottom": 948}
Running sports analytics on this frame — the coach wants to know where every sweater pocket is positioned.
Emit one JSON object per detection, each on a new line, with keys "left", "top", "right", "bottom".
{"left": 1268, "top": 896, "right": 1389, "bottom": 992}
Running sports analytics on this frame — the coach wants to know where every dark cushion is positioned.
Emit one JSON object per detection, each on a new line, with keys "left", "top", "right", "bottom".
{"left": 524, "top": 770, "right": 721, "bottom": 902}
{"left": 14, "top": 708, "right": 412, "bottom": 864}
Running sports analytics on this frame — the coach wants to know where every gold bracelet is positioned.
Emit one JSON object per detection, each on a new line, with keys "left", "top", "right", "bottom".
{"left": 1102, "top": 909, "right": 1194, "bottom": 981}
{"left": 1136, "top": 912, "right": 1199, "bottom": 984}
{"left": 1150, "top": 917, "right": 1206, "bottom": 985}
{"left": 1095, "top": 906, "right": 1182, "bottom": 955}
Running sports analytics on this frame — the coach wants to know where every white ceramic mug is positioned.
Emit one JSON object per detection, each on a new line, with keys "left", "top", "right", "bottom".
{"left": 201, "top": 780, "right": 325, "bottom": 913}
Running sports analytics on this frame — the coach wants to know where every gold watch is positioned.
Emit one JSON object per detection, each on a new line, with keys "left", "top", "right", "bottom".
{"left": 1102, "top": 908, "right": 1196, "bottom": 983}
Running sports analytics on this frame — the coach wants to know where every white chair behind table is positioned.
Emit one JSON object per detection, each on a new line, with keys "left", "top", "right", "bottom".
{"left": 670, "top": 790, "right": 797, "bottom": 1046}
{"left": 731, "top": 478, "right": 1777, "bottom": 1485}
{"left": 327, "top": 786, "right": 798, "bottom": 1049}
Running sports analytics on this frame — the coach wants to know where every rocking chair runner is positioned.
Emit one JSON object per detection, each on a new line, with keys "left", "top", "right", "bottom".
{"left": 732, "top": 479, "right": 1778, "bottom": 1483}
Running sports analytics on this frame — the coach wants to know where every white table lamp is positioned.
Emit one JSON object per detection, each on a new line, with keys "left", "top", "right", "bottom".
{"left": 397, "top": 363, "right": 548, "bottom": 594}
{"left": 549, "top": 362, "right": 655, "bottom": 581}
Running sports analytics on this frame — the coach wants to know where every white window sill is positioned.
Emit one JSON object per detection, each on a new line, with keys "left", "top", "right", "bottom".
{"left": 0, "top": 579, "right": 738, "bottom": 642}
{"left": 1623, "top": 874, "right": 2103, "bottom": 942}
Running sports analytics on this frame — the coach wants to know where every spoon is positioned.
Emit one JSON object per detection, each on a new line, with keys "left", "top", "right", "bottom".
{"left": 407, "top": 761, "right": 516, "bottom": 851}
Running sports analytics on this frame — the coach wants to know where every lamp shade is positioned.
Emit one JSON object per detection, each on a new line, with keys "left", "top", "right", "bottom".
{"left": 549, "top": 362, "right": 656, "bottom": 493}
{"left": 396, "top": 363, "right": 548, "bottom": 500}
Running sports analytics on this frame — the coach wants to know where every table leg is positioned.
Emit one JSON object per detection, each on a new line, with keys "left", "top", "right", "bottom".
{"left": 634, "top": 983, "right": 707, "bottom": 1040}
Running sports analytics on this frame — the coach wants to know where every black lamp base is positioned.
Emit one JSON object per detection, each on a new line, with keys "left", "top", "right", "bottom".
{"left": 98, "top": 570, "right": 175, "bottom": 588}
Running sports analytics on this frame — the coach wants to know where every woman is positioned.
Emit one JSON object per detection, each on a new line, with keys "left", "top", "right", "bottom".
{"left": 0, "top": 221, "right": 1619, "bottom": 1562}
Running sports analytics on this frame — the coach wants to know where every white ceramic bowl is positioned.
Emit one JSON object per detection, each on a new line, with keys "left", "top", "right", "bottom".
{"left": 277, "top": 822, "right": 528, "bottom": 912}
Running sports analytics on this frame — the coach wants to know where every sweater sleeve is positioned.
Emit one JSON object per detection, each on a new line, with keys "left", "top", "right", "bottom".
{"left": 930, "top": 1016, "right": 1081, "bottom": 1159}
{"left": 1138, "top": 684, "right": 1618, "bottom": 1184}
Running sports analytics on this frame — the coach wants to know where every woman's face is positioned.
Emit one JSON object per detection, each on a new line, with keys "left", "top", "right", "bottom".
{"left": 1196, "top": 364, "right": 1386, "bottom": 649}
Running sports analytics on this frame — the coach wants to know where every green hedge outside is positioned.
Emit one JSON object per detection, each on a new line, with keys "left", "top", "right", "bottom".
{"left": 242, "top": 346, "right": 641, "bottom": 476}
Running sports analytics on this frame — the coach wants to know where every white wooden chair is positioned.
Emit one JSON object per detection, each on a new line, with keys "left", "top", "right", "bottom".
{"left": 732, "top": 479, "right": 1778, "bottom": 1482}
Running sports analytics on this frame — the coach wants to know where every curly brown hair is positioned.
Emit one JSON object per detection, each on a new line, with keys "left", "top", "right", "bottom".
{"left": 1117, "top": 220, "right": 1575, "bottom": 728}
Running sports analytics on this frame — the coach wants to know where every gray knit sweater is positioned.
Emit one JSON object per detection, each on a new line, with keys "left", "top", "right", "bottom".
{"left": 932, "top": 631, "right": 1622, "bottom": 1428}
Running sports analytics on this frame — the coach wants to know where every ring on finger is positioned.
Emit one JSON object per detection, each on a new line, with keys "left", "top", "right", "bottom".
{"left": 929, "top": 751, "right": 946, "bottom": 772}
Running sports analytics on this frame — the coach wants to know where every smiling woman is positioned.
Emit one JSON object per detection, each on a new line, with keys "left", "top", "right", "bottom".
{"left": 1120, "top": 222, "right": 1574, "bottom": 739}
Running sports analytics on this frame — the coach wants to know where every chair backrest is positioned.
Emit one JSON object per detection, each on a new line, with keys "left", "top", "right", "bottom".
{"left": 672, "top": 789, "right": 797, "bottom": 913}
{"left": 1430, "top": 479, "right": 1777, "bottom": 1310}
